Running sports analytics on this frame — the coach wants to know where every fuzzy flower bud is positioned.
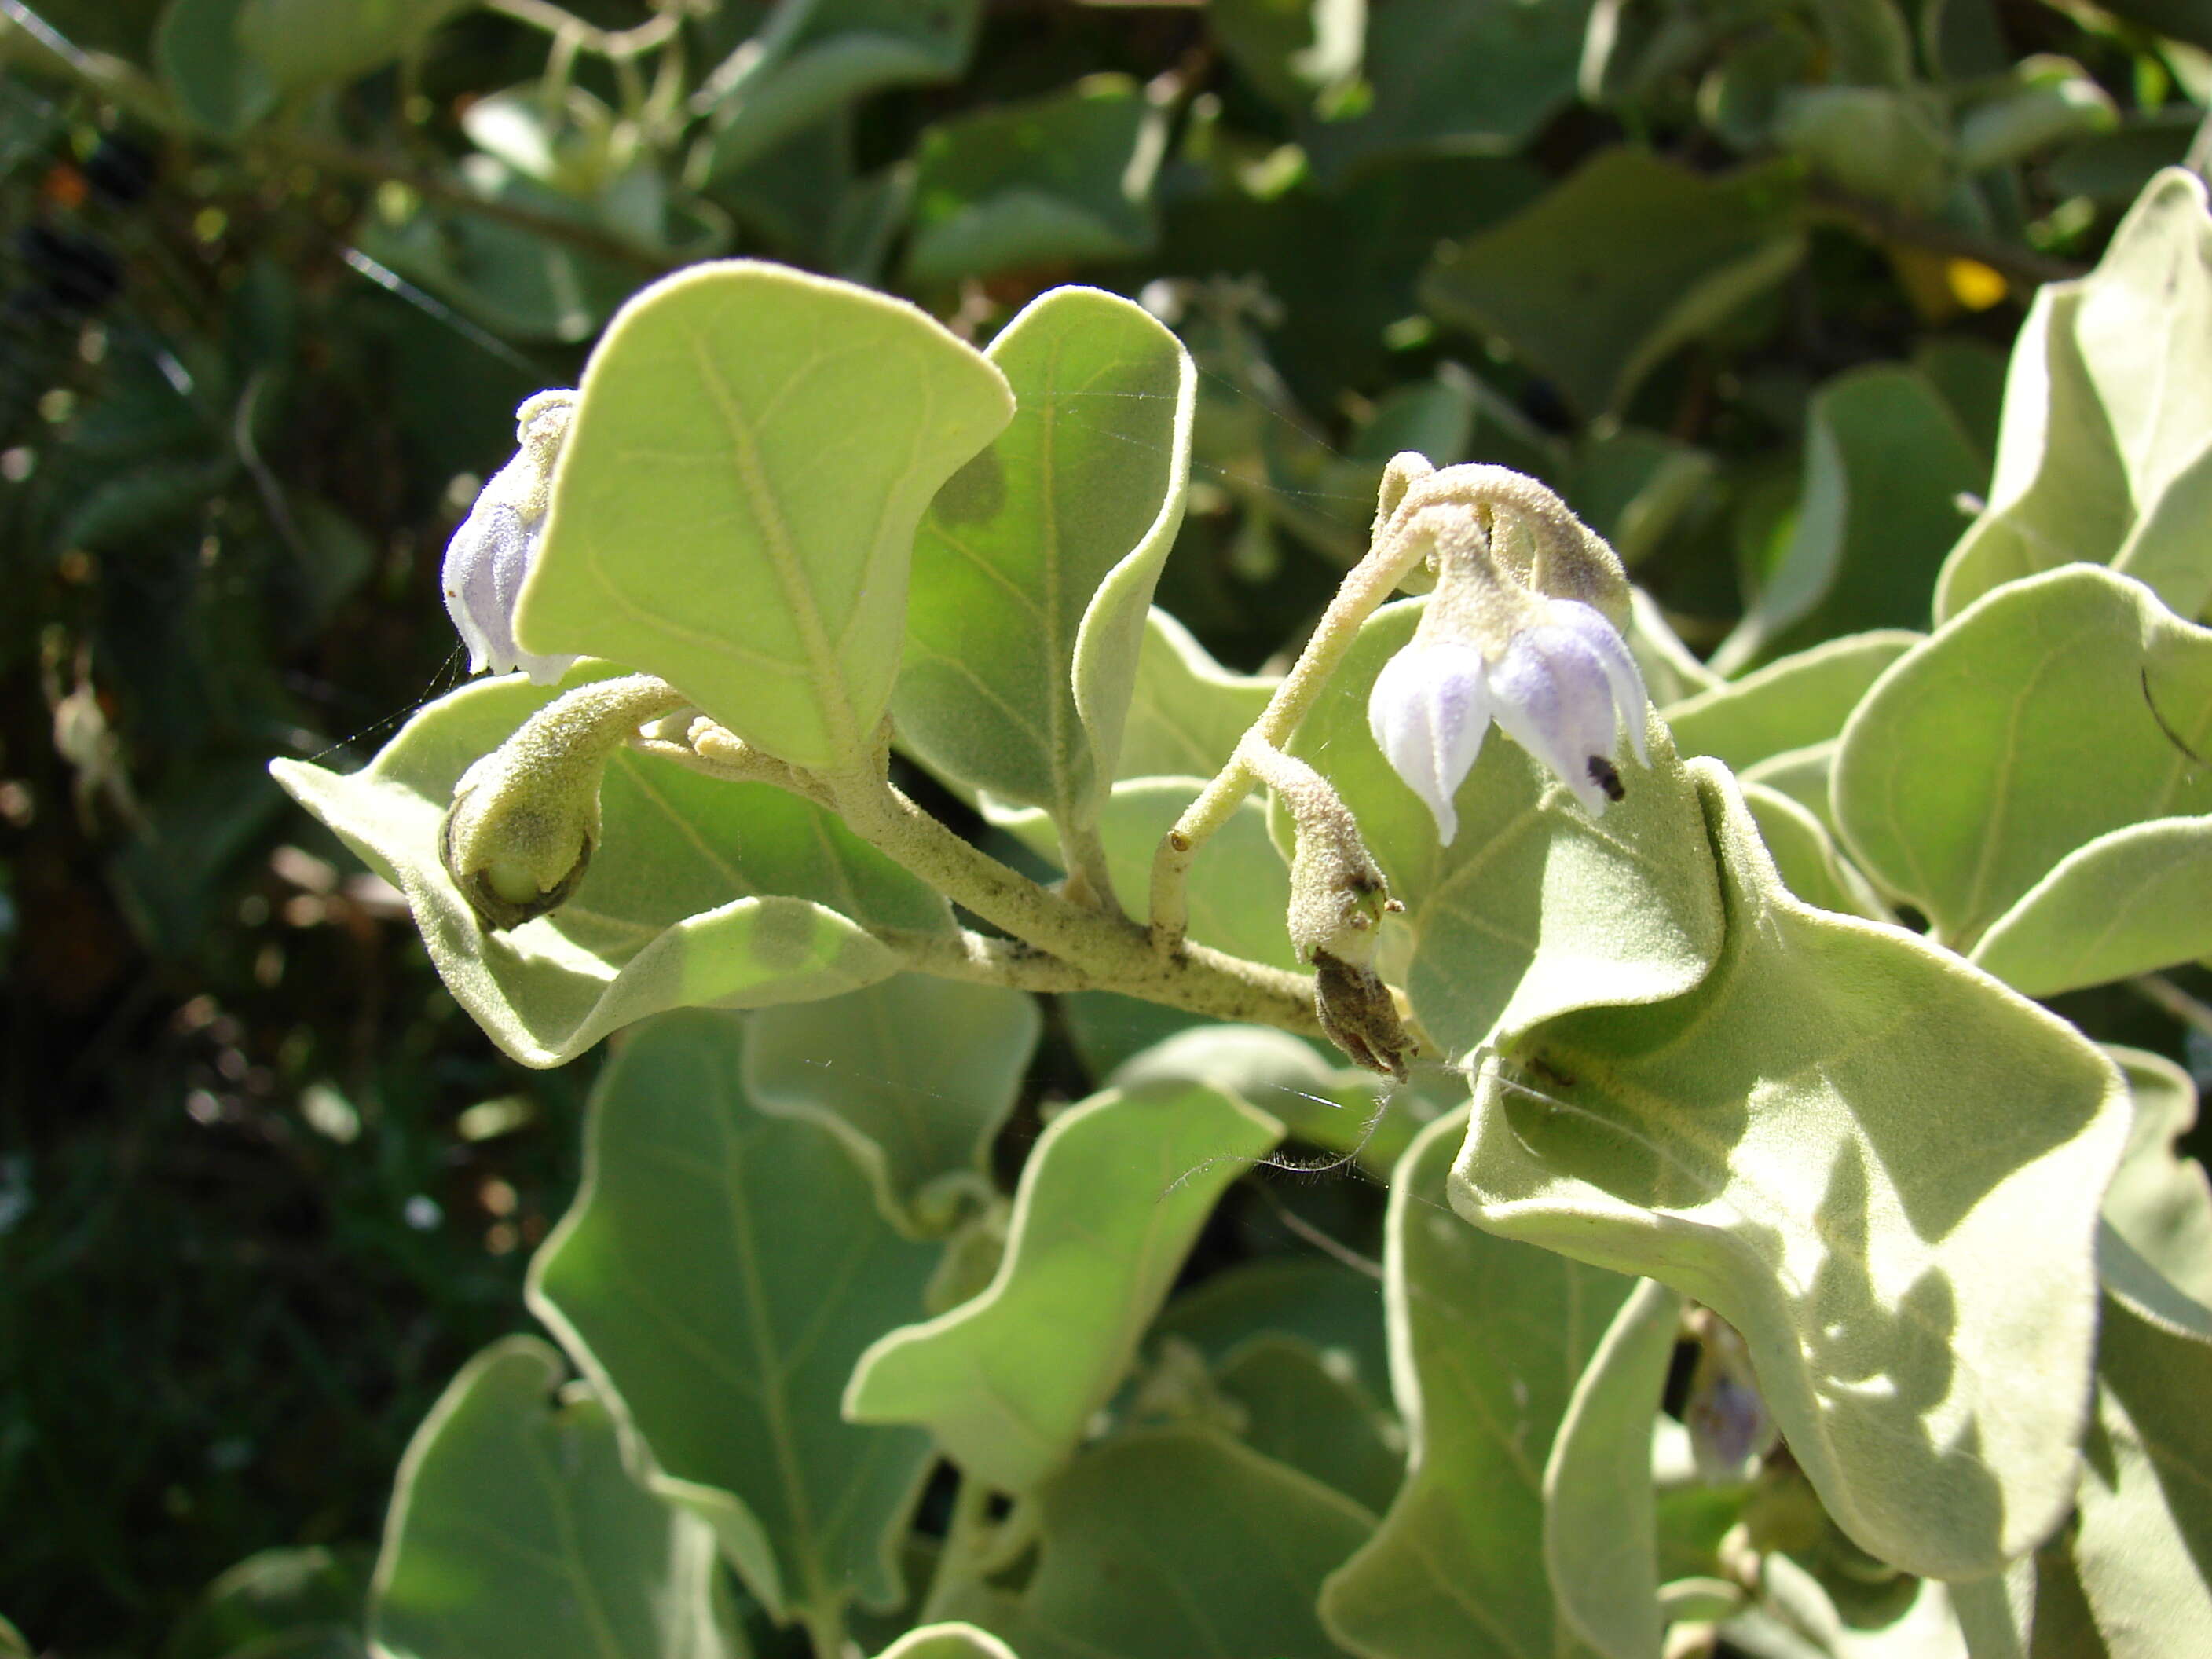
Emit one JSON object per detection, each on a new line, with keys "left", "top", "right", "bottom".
{"left": 442, "top": 390, "right": 580, "bottom": 684}
{"left": 1365, "top": 473, "right": 1650, "bottom": 844}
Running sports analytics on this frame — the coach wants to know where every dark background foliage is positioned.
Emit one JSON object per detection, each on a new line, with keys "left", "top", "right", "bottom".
{"left": 1, "top": 0, "right": 2207, "bottom": 1651}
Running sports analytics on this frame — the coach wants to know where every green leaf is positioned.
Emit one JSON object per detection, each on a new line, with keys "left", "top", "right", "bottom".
{"left": 1284, "top": 601, "right": 1725, "bottom": 1066}
{"left": 2100, "top": 1046, "right": 2212, "bottom": 1319}
{"left": 1302, "top": 0, "right": 1594, "bottom": 176}
{"left": 1968, "top": 815, "right": 2212, "bottom": 996}
{"left": 1420, "top": 151, "right": 1804, "bottom": 420}
{"left": 876, "top": 1626, "right": 1016, "bottom": 1659}
{"left": 905, "top": 79, "right": 1165, "bottom": 288}
{"left": 2074, "top": 1296, "right": 2212, "bottom": 1656}
{"left": 518, "top": 262, "right": 1014, "bottom": 772}
{"left": 1772, "top": 86, "right": 1951, "bottom": 214}
{"left": 1320, "top": 1108, "right": 1638, "bottom": 1659}
{"left": 1155, "top": 1257, "right": 1390, "bottom": 1401}
{"left": 1209, "top": 0, "right": 1364, "bottom": 112}
{"left": 1215, "top": 1333, "right": 1404, "bottom": 1516}
{"left": 236, "top": 0, "right": 471, "bottom": 90}
{"left": 271, "top": 671, "right": 942, "bottom": 1068}
{"left": 367, "top": 1336, "right": 745, "bottom": 1659}
{"left": 1544, "top": 1278, "right": 1681, "bottom": 1659}
{"left": 701, "top": 0, "right": 981, "bottom": 180}
{"left": 1568, "top": 427, "right": 1719, "bottom": 568}
{"left": 1116, "top": 610, "right": 1275, "bottom": 780}
{"left": 744, "top": 973, "right": 1040, "bottom": 1229}
{"left": 1833, "top": 565, "right": 2212, "bottom": 950}
{"left": 1712, "top": 367, "right": 1984, "bottom": 673}
{"left": 167, "top": 1546, "right": 369, "bottom": 1659}
{"left": 1740, "top": 782, "right": 1891, "bottom": 921}
{"left": 155, "top": 0, "right": 276, "bottom": 136}
{"left": 1936, "top": 169, "right": 2212, "bottom": 624}
{"left": 845, "top": 1082, "right": 1282, "bottom": 1492}
{"left": 896, "top": 287, "right": 1194, "bottom": 830}
{"left": 1454, "top": 761, "right": 2131, "bottom": 1579}
{"left": 942, "top": 1427, "right": 1375, "bottom": 1659}
{"left": 1661, "top": 632, "right": 1921, "bottom": 775}
{"left": 526, "top": 1011, "right": 939, "bottom": 1627}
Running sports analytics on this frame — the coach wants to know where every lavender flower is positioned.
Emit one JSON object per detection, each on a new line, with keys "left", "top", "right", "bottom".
{"left": 442, "top": 390, "right": 580, "bottom": 684}
{"left": 1367, "top": 599, "right": 1650, "bottom": 844}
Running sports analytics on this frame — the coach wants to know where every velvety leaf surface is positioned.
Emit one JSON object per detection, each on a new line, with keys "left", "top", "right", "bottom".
{"left": 1712, "top": 367, "right": 1982, "bottom": 673}
{"left": 236, "top": 0, "right": 469, "bottom": 90}
{"left": 896, "top": 286, "right": 1193, "bottom": 829}
{"left": 167, "top": 1545, "right": 369, "bottom": 1659}
{"left": 943, "top": 1428, "right": 1375, "bottom": 1659}
{"left": 745, "top": 974, "right": 1038, "bottom": 1229}
{"left": 518, "top": 262, "right": 1013, "bottom": 772}
{"left": 1661, "top": 632, "right": 1920, "bottom": 775}
{"left": 1154, "top": 1257, "right": 1390, "bottom": 1401}
{"left": 1214, "top": 1333, "right": 1403, "bottom": 1516}
{"left": 1936, "top": 168, "right": 2212, "bottom": 624}
{"left": 1320, "top": 1108, "right": 1634, "bottom": 1659}
{"left": 272, "top": 670, "right": 943, "bottom": 1068}
{"left": 2073, "top": 1296, "right": 2212, "bottom": 1656}
{"left": 1833, "top": 565, "right": 2212, "bottom": 950}
{"left": 1302, "top": 0, "right": 1592, "bottom": 176}
{"left": 844, "top": 1082, "right": 1281, "bottom": 1491}
{"left": 527, "top": 1012, "right": 939, "bottom": 1628}
{"left": 701, "top": 0, "right": 982, "bottom": 179}
{"left": 905, "top": 79, "right": 1163, "bottom": 287}
{"left": 1544, "top": 1279, "right": 1681, "bottom": 1659}
{"left": 1740, "top": 782, "right": 1890, "bottom": 921}
{"left": 1115, "top": 610, "right": 1275, "bottom": 781}
{"left": 1967, "top": 815, "right": 2212, "bottom": 996}
{"left": 2100, "top": 1046, "right": 2212, "bottom": 1318}
{"left": 1419, "top": 151, "right": 1804, "bottom": 419}
{"left": 156, "top": 0, "right": 276, "bottom": 135}
{"left": 876, "top": 1625, "right": 1016, "bottom": 1659}
{"left": 368, "top": 1337, "right": 744, "bottom": 1659}
{"left": 1284, "top": 601, "right": 1725, "bottom": 1066}
{"left": 1452, "top": 762, "right": 2131, "bottom": 1578}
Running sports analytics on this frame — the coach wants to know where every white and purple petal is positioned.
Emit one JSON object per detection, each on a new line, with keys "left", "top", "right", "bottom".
{"left": 1367, "top": 639, "right": 1496, "bottom": 845}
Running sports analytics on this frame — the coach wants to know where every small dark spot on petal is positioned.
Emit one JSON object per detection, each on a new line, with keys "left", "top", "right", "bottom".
{"left": 1588, "top": 756, "right": 1624, "bottom": 802}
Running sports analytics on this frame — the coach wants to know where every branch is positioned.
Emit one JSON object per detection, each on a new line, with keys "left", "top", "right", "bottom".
{"left": 1806, "top": 182, "right": 2087, "bottom": 287}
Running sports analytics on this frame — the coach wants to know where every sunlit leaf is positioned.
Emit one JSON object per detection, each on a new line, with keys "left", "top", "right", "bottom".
{"left": 528, "top": 1012, "right": 939, "bottom": 1629}
{"left": 1116, "top": 610, "right": 1276, "bottom": 782}
{"left": 1320, "top": 1108, "right": 1637, "bottom": 1658}
{"left": 519, "top": 262, "right": 1014, "bottom": 772}
{"left": 1740, "top": 782, "right": 1890, "bottom": 921}
{"left": 1454, "top": 762, "right": 2130, "bottom": 1578}
{"left": 876, "top": 1625, "right": 1017, "bottom": 1659}
{"left": 845, "top": 1082, "right": 1281, "bottom": 1492}
{"left": 368, "top": 1337, "right": 745, "bottom": 1659}
{"left": 2099, "top": 1046, "right": 2212, "bottom": 1320}
{"left": 1661, "top": 632, "right": 1921, "bottom": 774}
{"left": 272, "top": 670, "right": 943, "bottom": 1068}
{"left": 236, "top": 0, "right": 470, "bottom": 90}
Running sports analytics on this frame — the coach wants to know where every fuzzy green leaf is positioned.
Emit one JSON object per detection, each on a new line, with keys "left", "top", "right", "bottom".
{"left": 1419, "top": 151, "right": 1804, "bottom": 419}
{"left": 745, "top": 975, "right": 1039, "bottom": 1229}
{"left": 271, "top": 671, "right": 943, "bottom": 1068}
{"left": 877, "top": 1626, "right": 1017, "bottom": 1659}
{"left": 844, "top": 1082, "right": 1281, "bottom": 1492}
{"left": 518, "top": 262, "right": 1013, "bottom": 773}
{"left": 1661, "top": 632, "right": 1921, "bottom": 775}
{"left": 1545, "top": 1279, "right": 1681, "bottom": 1659}
{"left": 896, "top": 287, "right": 1193, "bottom": 830}
{"left": 1833, "top": 565, "right": 2212, "bottom": 950}
{"left": 236, "top": 0, "right": 470, "bottom": 90}
{"left": 368, "top": 1337, "right": 745, "bottom": 1659}
{"left": 1740, "top": 782, "right": 1890, "bottom": 921}
{"left": 1967, "top": 815, "right": 2212, "bottom": 997}
{"left": 2100, "top": 1046, "right": 2212, "bottom": 1321}
{"left": 1454, "top": 762, "right": 2131, "bottom": 1579}
{"left": 1320, "top": 1108, "right": 1636, "bottom": 1659}
{"left": 1116, "top": 610, "right": 1276, "bottom": 781}
{"left": 527, "top": 1011, "right": 939, "bottom": 1628}
{"left": 1215, "top": 1333, "right": 1404, "bottom": 1516}
{"left": 1936, "top": 169, "right": 2212, "bottom": 624}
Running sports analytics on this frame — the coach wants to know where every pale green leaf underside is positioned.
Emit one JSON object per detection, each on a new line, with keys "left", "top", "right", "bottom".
{"left": 844, "top": 1082, "right": 1282, "bottom": 1492}
{"left": 941, "top": 1428, "right": 1375, "bottom": 1659}
{"left": 1214, "top": 1332, "right": 1404, "bottom": 1518}
{"left": 368, "top": 1337, "right": 742, "bottom": 1659}
{"left": 520, "top": 261, "right": 1014, "bottom": 772}
{"left": 897, "top": 285, "right": 1193, "bottom": 829}
{"left": 1285, "top": 601, "right": 1725, "bottom": 1065}
{"left": 271, "top": 670, "right": 945, "bottom": 1068}
{"left": 1936, "top": 168, "right": 2212, "bottom": 624}
{"left": 1545, "top": 1278, "right": 1680, "bottom": 1659}
{"left": 1321, "top": 1107, "right": 1633, "bottom": 1659}
{"left": 1453, "top": 761, "right": 2130, "bottom": 1578}
{"left": 1116, "top": 610, "right": 1277, "bottom": 780}
{"left": 745, "top": 973, "right": 1040, "bottom": 1228}
{"left": 527, "top": 1011, "right": 939, "bottom": 1625}
{"left": 2100, "top": 1046, "right": 2212, "bottom": 1322}
{"left": 1662, "top": 630, "right": 1921, "bottom": 772}
{"left": 1967, "top": 814, "right": 2212, "bottom": 996}
{"left": 1833, "top": 564, "right": 2212, "bottom": 950}
{"left": 1740, "top": 782, "right": 1890, "bottom": 922}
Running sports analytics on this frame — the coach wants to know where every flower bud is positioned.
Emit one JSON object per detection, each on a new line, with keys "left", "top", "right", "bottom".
{"left": 442, "top": 390, "right": 581, "bottom": 684}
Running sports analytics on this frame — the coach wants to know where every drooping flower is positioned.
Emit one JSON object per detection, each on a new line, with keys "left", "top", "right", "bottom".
{"left": 1368, "top": 580, "right": 1649, "bottom": 841}
{"left": 442, "top": 390, "right": 580, "bottom": 684}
